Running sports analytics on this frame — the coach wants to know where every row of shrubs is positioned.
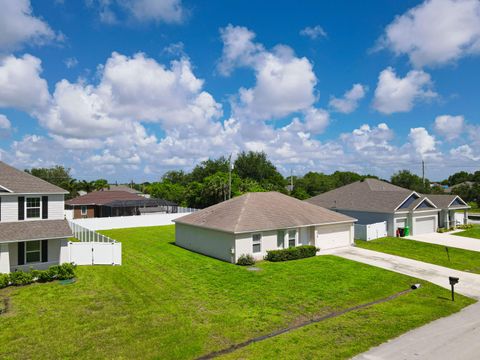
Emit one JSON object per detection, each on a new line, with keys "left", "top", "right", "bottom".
{"left": 438, "top": 224, "right": 474, "bottom": 233}
{"left": 0, "top": 263, "right": 76, "bottom": 289}
{"left": 237, "top": 245, "right": 319, "bottom": 265}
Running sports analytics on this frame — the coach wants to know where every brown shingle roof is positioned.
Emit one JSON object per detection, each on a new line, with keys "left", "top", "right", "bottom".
{"left": 66, "top": 190, "right": 145, "bottom": 206}
{"left": 0, "top": 220, "right": 72, "bottom": 242}
{"left": 174, "top": 191, "right": 355, "bottom": 234}
{"left": 306, "top": 178, "right": 468, "bottom": 212}
{"left": 0, "top": 161, "right": 68, "bottom": 194}
{"left": 306, "top": 179, "right": 412, "bottom": 213}
{"left": 425, "top": 194, "right": 469, "bottom": 209}
{"left": 104, "top": 185, "right": 143, "bottom": 194}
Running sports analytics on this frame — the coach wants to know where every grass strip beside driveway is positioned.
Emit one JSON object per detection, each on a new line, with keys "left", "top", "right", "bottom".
{"left": 454, "top": 226, "right": 480, "bottom": 240}
{"left": 356, "top": 237, "right": 480, "bottom": 274}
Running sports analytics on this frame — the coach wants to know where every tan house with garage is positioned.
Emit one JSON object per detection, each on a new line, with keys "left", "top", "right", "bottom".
{"left": 0, "top": 161, "right": 72, "bottom": 273}
{"left": 174, "top": 191, "right": 356, "bottom": 263}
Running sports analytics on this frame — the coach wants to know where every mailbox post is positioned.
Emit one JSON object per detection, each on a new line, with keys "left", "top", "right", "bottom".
{"left": 449, "top": 276, "right": 459, "bottom": 301}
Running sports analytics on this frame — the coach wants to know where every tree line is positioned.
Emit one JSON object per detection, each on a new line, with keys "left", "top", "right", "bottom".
{"left": 25, "top": 153, "right": 480, "bottom": 208}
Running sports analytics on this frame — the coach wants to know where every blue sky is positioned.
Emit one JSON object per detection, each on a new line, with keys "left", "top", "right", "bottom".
{"left": 0, "top": 0, "right": 479, "bottom": 182}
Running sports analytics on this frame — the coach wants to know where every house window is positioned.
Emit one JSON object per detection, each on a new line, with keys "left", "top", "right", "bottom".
{"left": 252, "top": 234, "right": 261, "bottom": 253}
{"left": 25, "top": 240, "right": 41, "bottom": 263}
{"left": 81, "top": 206, "right": 87, "bottom": 216}
{"left": 26, "top": 197, "right": 41, "bottom": 219}
{"left": 288, "top": 230, "right": 296, "bottom": 248}
{"left": 277, "top": 230, "right": 285, "bottom": 249}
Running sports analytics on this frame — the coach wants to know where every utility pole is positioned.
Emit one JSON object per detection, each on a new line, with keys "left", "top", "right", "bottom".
{"left": 422, "top": 160, "right": 425, "bottom": 188}
{"left": 290, "top": 169, "right": 294, "bottom": 192}
{"left": 228, "top": 154, "right": 232, "bottom": 200}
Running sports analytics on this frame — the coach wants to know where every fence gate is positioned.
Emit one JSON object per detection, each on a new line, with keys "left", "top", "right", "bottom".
{"left": 68, "top": 221, "right": 122, "bottom": 266}
{"left": 68, "top": 242, "right": 122, "bottom": 266}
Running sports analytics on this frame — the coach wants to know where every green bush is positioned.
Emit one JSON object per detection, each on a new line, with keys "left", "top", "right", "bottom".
{"left": 56, "top": 263, "right": 76, "bottom": 280}
{"left": 36, "top": 268, "right": 56, "bottom": 282}
{"left": 265, "top": 245, "right": 319, "bottom": 262}
{"left": 237, "top": 254, "right": 256, "bottom": 266}
{"left": 0, "top": 273, "right": 9, "bottom": 288}
{"left": 1, "top": 263, "right": 76, "bottom": 288}
{"left": 9, "top": 271, "right": 34, "bottom": 286}
{"left": 457, "top": 224, "right": 473, "bottom": 230}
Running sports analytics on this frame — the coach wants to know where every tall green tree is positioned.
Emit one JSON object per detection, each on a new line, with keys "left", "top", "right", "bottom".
{"left": 448, "top": 171, "right": 472, "bottom": 186}
{"left": 391, "top": 170, "right": 430, "bottom": 193}
{"left": 234, "top": 151, "right": 285, "bottom": 191}
{"left": 190, "top": 157, "right": 229, "bottom": 183}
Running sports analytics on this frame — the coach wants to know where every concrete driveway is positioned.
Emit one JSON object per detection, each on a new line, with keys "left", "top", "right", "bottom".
{"left": 326, "top": 247, "right": 480, "bottom": 360}
{"left": 328, "top": 247, "right": 480, "bottom": 298}
{"left": 353, "top": 302, "right": 480, "bottom": 360}
{"left": 405, "top": 232, "right": 480, "bottom": 253}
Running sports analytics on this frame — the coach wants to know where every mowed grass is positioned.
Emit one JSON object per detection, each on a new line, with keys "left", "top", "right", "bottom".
{"left": 454, "top": 226, "right": 480, "bottom": 240}
{"left": 356, "top": 237, "right": 480, "bottom": 274}
{"left": 0, "top": 226, "right": 474, "bottom": 360}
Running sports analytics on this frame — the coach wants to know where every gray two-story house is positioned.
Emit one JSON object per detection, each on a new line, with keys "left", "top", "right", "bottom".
{"left": 0, "top": 161, "right": 72, "bottom": 273}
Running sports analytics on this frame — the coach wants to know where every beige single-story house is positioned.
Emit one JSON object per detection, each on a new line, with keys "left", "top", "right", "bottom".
{"left": 174, "top": 191, "right": 356, "bottom": 263}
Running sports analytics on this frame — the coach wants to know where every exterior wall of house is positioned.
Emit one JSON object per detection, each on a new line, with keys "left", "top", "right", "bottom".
{"left": 235, "top": 229, "right": 281, "bottom": 262}
{"left": 73, "top": 205, "right": 96, "bottom": 219}
{"left": 7, "top": 238, "right": 67, "bottom": 273}
{"left": 334, "top": 209, "right": 394, "bottom": 236}
{"left": 175, "top": 223, "right": 235, "bottom": 263}
{"left": 0, "top": 243, "right": 9, "bottom": 273}
{"left": 0, "top": 194, "right": 65, "bottom": 222}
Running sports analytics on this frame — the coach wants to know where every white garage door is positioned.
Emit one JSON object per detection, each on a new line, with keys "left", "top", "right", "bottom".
{"left": 414, "top": 216, "right": 436, "bottom": 235}
{"left": 316, "top": 224, "right": 352, "bottom": 250}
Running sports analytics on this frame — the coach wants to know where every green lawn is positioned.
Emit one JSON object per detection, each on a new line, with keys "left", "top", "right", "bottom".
{"left": 454, "top": 226, "right": 480, "bottom": 240}
{"left": 356, "top": 237, "right": 480, "bottom": 273}
{"left": 0, "top": 226, "right": 474, "bottom": 360}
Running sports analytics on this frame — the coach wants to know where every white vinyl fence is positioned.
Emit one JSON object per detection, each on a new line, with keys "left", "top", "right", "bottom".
{"left": 67, "top": 242, "right": 122, "bottom": 266}
{"left": 70, "top": 212, "right": 193, "bottom": 231}
{"left": 354, "top": 221, "right": 388, "bottom": 241}
{"left": 67, "top": 221, "right": 122, "bottom": 266}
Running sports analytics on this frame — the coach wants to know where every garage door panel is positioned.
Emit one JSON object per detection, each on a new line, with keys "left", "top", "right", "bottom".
{"left": 316, "top": 224, "right": 352, "bottom": 250}
{"left": 414, "top": 216, "right": 436, "bottom": 235}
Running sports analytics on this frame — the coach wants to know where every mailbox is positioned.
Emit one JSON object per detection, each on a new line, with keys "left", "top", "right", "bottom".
{"left": 449, "top": 276, "right": 459, "bottom": 301}
{"left": 449, "top": 277, "right": 459, "bottom": 286}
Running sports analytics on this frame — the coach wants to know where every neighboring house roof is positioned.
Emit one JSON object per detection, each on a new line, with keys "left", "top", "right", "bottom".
{"left": 0, "top": 219, "right": 72, "bottom": 243}
{"left": 306, "top": 178, "right": 467, "bottom": 213}
{"left": 446, "top": 181, "right": 475, "bottom": 193}
{"left": 425, "top": 194, "right": 469, "bottom": 209}
{"left": 174, "top": 191, "right": 355, "bottom": 234}
{"left": 104, "top": 185, "right": 143, "bottom": 194}
{"left": 66, "top": 190, "right": 145, "bottom": 206}
{"left": 306, "top": 179, "right": 414, "bottom": 213}
{"left": 0, "top": 161, "right": 68, "bottom": 194}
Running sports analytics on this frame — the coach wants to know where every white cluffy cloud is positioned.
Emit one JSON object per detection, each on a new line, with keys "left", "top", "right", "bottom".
{"left": 0, "top": 114, "right": 12, "bottom": 138}
{"left": 219, "top": 24, "right": 318, "bottom": 122}
{"left": 300, "top": 25, "right": 327, "bottom": 39}
{"left": 450, "top": 144, "right": 480, "bottom": 161}
{"left": 0, "top": 54, "right": 50, "bottom": 112}
{"left": 329, "top": 83, "right": 367, "bottom": 113}
{"left": 0, "top": 0, "right": 59, "bottom": 51}
{"left": 434, "top": 114, "right": 464, "bottom": 141}
{"left": 88, "top": 0, "right": 186, "bottom": 24}
{"left": 373, "top": 67, "right": 437, "bottom": 114}
{"left": 409, "top": 127, "right": 437, "bottom": 157}
{"left": 379, "top": 0, "right": 480, "bottom": 67}
{"left": 38, "top": 52, "right": 222, "bottom": 139}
